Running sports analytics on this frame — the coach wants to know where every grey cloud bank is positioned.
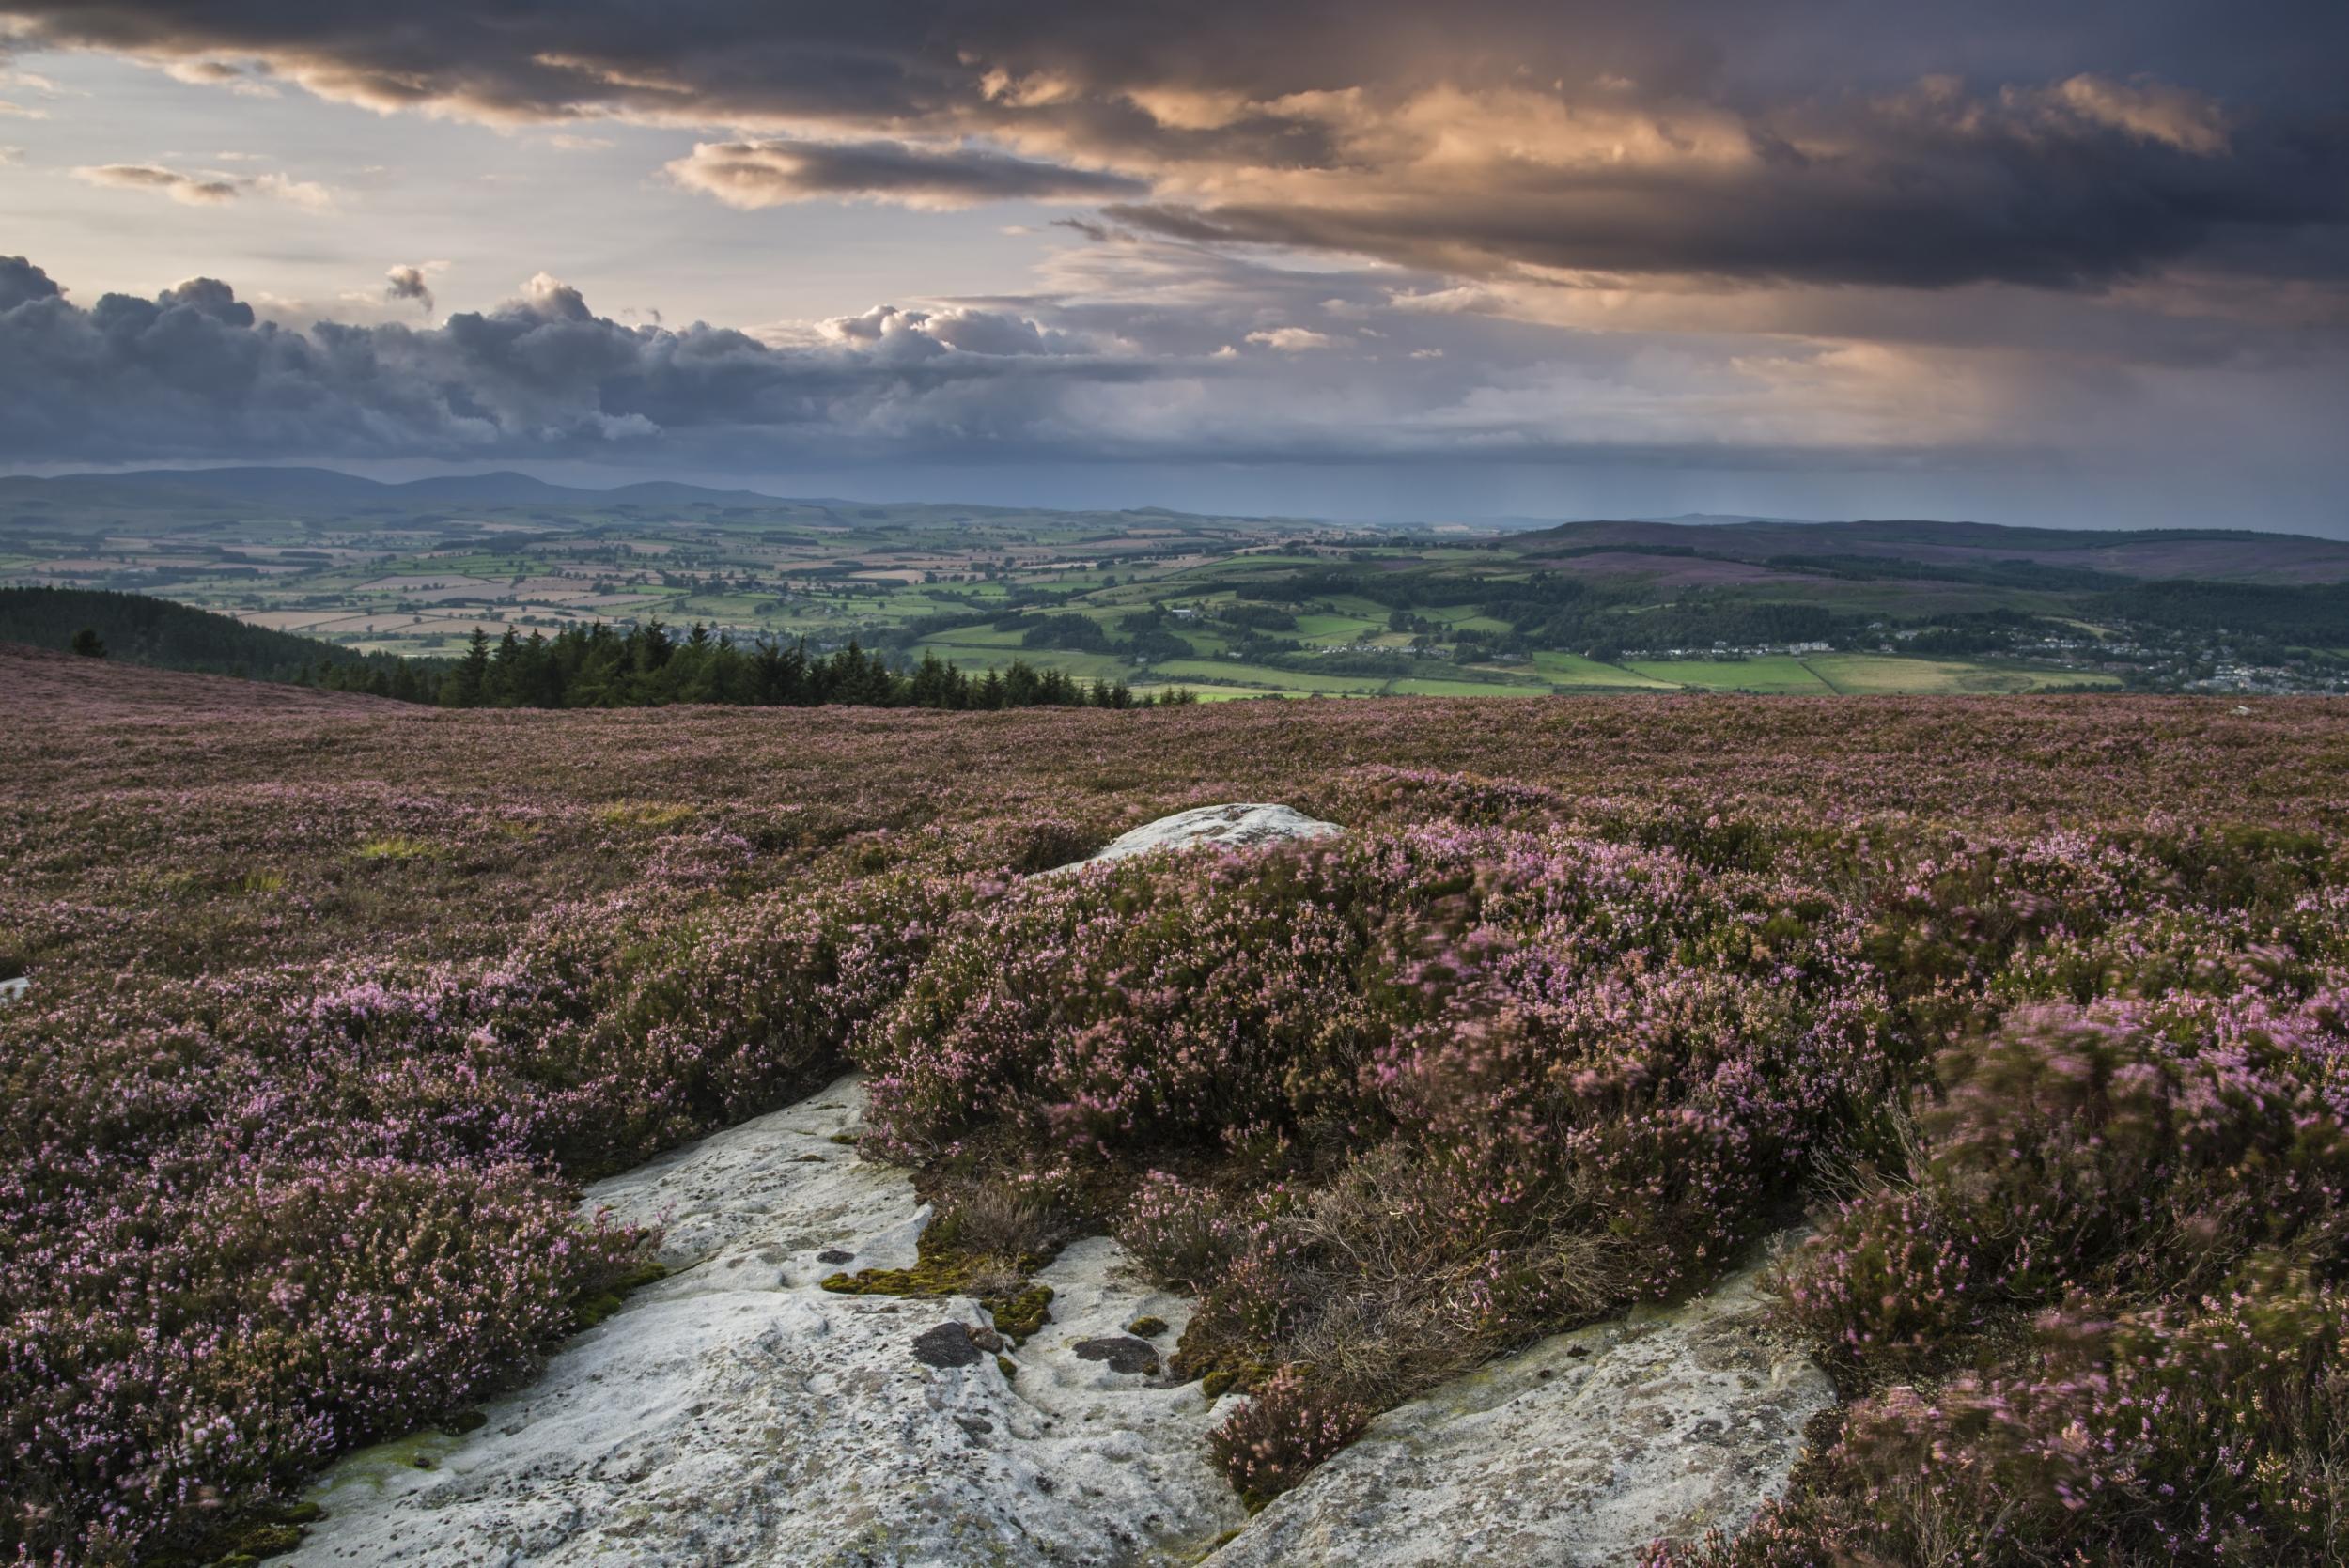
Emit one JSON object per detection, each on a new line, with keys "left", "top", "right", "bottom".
{"left": 0, "top": 1, "right": 2343, "bottom": 529}
{"left": 0, "top": 256, "right": 1166, "bottom": 464}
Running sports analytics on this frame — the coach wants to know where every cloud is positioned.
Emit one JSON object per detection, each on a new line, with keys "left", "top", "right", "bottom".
{"left": 72, "top": 163, "right": 240, "bottom": 203}
{"left": 0, "top": 255, "right": 61, "bottom": 311}
{"left": 2046, "top": 73, "right": 2229, "bottom": 153}
{"left": 70, "top": 161, "right": 335, "bottom": 207}
{"left": 0, "top": 99, "right": 49, "bottom": 118}
{"left": 249, "top": 171, "right": 333, "bottom": 209}
{"left": 1050, "top": 217, "right": 1128, "bottom": 243}
{"left": 818, "top": 302, "right": 1102, "bottom": 358}
{"left": 383, "top": 262, "right": 438, "bottom": 314}
{"left": 0, "top": 256, "right": 1165, "bottom": 465}
{"left": 1246, "top": 327, "right": 1334, "bottom": 350}
{"left": 1102, "top": 73, "right": 2344, "bottom": 289}
{"left": 667, "top": 138, "right": 1147, "bottom": 210}
{"left": 1, "top": 245, "right": 2344, "bottom": 502}
{"left": 7, "top": 2, "right": 2341, "bottom": 289}
{"left": 162, "top": 56, "right": 276, "bottom": 96}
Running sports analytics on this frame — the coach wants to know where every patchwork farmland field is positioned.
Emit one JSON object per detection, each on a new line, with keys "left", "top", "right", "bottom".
{"left": 16, "top": 469, "right": 2346, "bottom": 700}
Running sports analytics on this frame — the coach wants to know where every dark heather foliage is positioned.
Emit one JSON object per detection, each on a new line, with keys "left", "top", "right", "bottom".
{"left": 6, "top": 644, "right": 2349, "bottom": 1563}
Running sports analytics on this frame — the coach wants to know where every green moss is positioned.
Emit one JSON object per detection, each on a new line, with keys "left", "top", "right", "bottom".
{"left": 144, "top": 1500, "right": 322, "bottom": 1567}
{"left": 229, "top": 1524, "right": 303, "bottom": 1556}
{"left": 818, "top": 1234, "right": 1054, "bottom": 1343}
{"left": 1199, "top": 1362, "right": 1271, "bottom": 1403}
{"left": 983, "top": 1284, "right": 1053, "bottom": 1342}
{"left": 571, "top": 1291, "right": 626, "bottom": 1327}
{"left": 569, "top": 1257, "right": 667, "bottom": 1330}
{"left": 996, "top": 1354, "right": 1018, "bottom": 1381}
{"left": 1126, "top": 1315, "right": 1169, "bottom": 1338}
{"left": 818, "top": 1261, "right": 965, "bottom": 1296}
{"left": 440, "top": 1407, "right": 488, "bottom": 1436}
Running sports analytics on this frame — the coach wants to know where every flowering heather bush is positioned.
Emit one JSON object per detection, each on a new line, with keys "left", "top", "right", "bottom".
{"left": 1781, "top": 994, "right": 2349, "bottom": 1369}
{"left": 7, "top": 646, "right": 2349, "bottom": 1560}
{"left": 859, "top": 822, "right": 1895, "bottom": 1493}
{"left": 1207, "top": 1364, "right": 1372, "bottom": 1508}
{"left": 1, "top": 859, "right": 964, "bottom": 1560}
{"left": 1664, "top": 1263, "right": 2349, "bottom": 1565}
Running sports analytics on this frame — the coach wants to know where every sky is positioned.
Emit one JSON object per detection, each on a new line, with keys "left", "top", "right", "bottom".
{"left": 0, "top": 1, "right": 2344, "bottom": 530}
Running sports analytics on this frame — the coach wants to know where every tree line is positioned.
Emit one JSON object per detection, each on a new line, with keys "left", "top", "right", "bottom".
{"left": 6, "top": 588, "right": 1194, "bottom": 711}
{"left": 0, "top": 586, "right": 424, "bottom": 691}
{"left": 399, "top": 621, "right": 1190, "bottom": 710}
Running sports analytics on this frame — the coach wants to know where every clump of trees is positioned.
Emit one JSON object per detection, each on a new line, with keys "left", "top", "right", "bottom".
{"left": 425, "top": 621, "right": 1191, "bottom": 711}
{"left": 6, "top": 587, "right": 1191, "bottom": 711}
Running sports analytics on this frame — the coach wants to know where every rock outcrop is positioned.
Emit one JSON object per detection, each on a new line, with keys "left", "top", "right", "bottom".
{"left": 1050, "top": 802, "right": 1341, "bottom": 873}
{"left": 287, "top": 808, "right": 1831, "bottom": 1566}
{"left": 1198, "top": 1265, "right": 1832, "bottom": 1568}
{"left": 285, "top": 1078, "right": 1245, "bottom": 1568}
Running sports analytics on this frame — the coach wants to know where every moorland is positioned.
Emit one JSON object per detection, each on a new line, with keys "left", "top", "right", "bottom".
{"left": 5, "top": 642, "right": 2348, "bottom": 1564}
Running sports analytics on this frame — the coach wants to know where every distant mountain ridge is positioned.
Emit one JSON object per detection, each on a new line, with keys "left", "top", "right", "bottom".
{"left": 1507, "top": 517, "right": 2349, "bottom": 584}
{"left": 0, "top": 468, "right": 1298, "bottom": 526}
{"left": 0, "top": 466, "right": 797, "bottom": 511}
{"left": 6, "top": 467, "right": 2345, "bottom": 582}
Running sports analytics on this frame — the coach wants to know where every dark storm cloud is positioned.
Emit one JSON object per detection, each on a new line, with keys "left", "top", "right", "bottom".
{"left": 0, "top": 253, "right": 60, "bottom": 310}
{"left": 0, "top": 256, "right": 1167, "bottom": 463}
{"left": 382, "top": 263, "right": 434, "bottom": 314}
{"left": 668, "top": 138, "right": 1145, "bottom": 210}
{"left": 7, "top": 0, "right": 2345, "bottom": 290}
{"left": 1104, "top": 93, "right": 2349, "bottom": 289}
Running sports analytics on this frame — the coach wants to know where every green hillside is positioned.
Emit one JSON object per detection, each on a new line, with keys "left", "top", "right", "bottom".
{"left": 0, "top": 587, "right": 435, "bottom": 692}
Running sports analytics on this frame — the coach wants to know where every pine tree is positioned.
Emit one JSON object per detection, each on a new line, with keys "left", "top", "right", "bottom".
{"left": 441, "top": 629, "right": 492, "bottom": 707}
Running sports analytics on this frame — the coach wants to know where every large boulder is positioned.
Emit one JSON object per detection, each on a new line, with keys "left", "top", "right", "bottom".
{"left": 1051, "top": 803, "right": 1341, "bottom": 873}
{"left": 1199, "top": 1265, "right": 1831, "bottom": 1568}
{"left": 285, "top": 1078, "right": 1244, "bottom": 1568}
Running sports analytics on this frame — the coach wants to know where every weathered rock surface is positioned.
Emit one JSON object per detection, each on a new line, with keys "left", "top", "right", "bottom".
{"left": 1199, "top": 1265, "right": 1832, "bottom": 1568}
{"left": 1052, "top": 802, "right": 1341, "bottom": 873}
{"left": 286, "top": 1077, "right": 1245, "bottom": 1568}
